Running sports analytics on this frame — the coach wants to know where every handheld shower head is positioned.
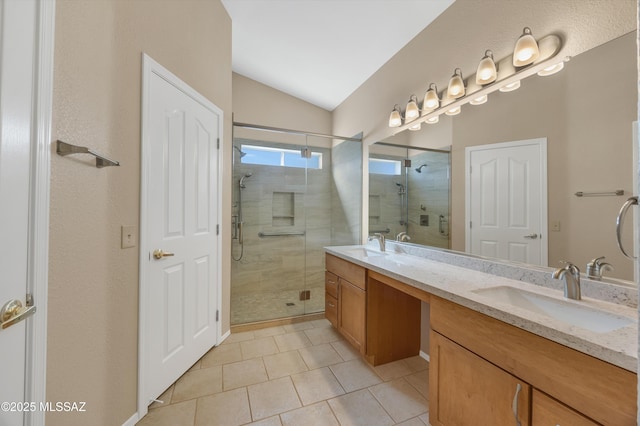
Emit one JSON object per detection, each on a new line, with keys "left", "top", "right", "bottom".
{"left": 239, "top": 172, "right": 253, "bottom": 188}
{"left": 415, "top": 164, "right": 428, "bottom": 173}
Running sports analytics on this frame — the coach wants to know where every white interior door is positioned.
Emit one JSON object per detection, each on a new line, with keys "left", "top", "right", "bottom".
{"left": 466, "top": 139, "right": 548, "bottom": 265}
{"left": 140, "top": 55, "right": 222, "bottom": 411}
{"left": 0, "top": 1, "right": 53, "bottom": 425}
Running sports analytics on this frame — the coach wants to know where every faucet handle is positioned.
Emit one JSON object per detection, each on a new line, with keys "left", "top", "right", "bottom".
{"left": 559, "top": 260, "right": 580, "bottom": 275}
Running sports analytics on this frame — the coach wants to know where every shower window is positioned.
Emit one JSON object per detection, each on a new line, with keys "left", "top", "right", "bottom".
{"left": 241, "top": 144, "right": 322, "bottom": 169}
{"left": 369, "top": 158, "right": 402, "bottom": 175}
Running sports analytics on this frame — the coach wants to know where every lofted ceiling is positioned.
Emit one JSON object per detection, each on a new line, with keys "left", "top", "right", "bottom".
{"left": 222, "top": 0, "right": 455, "bottom": 111}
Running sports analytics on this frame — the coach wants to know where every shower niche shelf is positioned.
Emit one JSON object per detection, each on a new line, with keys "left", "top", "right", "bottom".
{"left": 273, "top": 192, "right": 295, "bottom": 226}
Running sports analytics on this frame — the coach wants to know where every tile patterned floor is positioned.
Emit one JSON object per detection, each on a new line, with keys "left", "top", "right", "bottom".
{"left": 138, "top": 318, "right": 430, "bottom": 426}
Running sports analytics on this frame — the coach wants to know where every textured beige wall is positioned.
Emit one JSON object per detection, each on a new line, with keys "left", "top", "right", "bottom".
{"left": 49, "top": 1, "right": 231, "bottom": 425}
{"left": 233, "top": 72, "right": 332, "bottom": 134}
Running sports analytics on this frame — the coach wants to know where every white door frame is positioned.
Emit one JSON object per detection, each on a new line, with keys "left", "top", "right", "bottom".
{"left": 465, "top": 138, "right": 548, "bottom": 265}
{"left": 137, "top": 54, "right": 223, "bottom": 420}
{"left": 14, "top": 1, "right": 55, "bottom": 424}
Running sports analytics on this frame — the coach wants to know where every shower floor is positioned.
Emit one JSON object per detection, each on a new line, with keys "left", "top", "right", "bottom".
{"left": 231, "top": 285, "right": 325, "bottom": 325}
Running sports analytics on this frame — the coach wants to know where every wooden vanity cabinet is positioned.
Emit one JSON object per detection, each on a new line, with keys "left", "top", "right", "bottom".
{"left": 430, "top": 331, "right": 530, "bottom": 426}
{"left": 326, "top": 254, "right": 367, "bottom": 355}
{"left": 325, "top": 254, "right": 422, "bottom": 362}
{"left": 430, "top": 296, "right": 636, "bottom": 426}
{"left": 531, "top": 390, "right": 598, "bottom": 426}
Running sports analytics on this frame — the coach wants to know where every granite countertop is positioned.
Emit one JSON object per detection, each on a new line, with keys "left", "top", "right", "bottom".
{"left": 325, "top": 243, "right": 638, "bottom": 373}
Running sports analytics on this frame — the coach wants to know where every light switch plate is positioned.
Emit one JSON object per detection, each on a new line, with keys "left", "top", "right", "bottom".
{"left": 121, "top": 225, "right": 137, "bottom": 249}
{"left": 551, "top": 220, "right": 561, "bottom": 232}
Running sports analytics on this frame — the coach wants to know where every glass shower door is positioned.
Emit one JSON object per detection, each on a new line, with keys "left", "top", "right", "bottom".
{"left": 231, "top": 130, "right": 311, "bottom": 324}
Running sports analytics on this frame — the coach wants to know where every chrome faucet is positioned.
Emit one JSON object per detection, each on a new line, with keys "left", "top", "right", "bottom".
{"left": 552, "top": 262, "right": 581, "bottom": 300}
{"left": 586, "top": 256, "right": 614, "bottom": 281}
{"left": 368, "top": 233, "right": 386, "bottom": 252}
{"left": 396, "top": 231, "right": 411, "bottom": 242}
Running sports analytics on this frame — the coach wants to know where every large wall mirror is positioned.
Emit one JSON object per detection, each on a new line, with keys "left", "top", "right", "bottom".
{"left": 370, "top": 30, "right": 637, "bottom": 284}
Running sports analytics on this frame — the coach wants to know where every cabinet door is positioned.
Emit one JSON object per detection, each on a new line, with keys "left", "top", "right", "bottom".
{"left": 532, "top": 390, "right": 598, "bottom": 426}
{"left": 430, "top": 330, "right": 530, "bottom": 426}
{"left": 338, "top": 278, "right": 366, "bottom": 354}
{"left": 325, "top": 293, "right": 338, "bottom": 328}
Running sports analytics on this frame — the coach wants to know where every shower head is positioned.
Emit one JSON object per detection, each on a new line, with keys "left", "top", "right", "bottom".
{"left": 239, "top": 172, "right": 253, "bottom": 188}
{"left": 415, "top": 164, "right": 428, "bottom": 173}
{"left": 234, "top": 145, "right": 247, "bottom": 158}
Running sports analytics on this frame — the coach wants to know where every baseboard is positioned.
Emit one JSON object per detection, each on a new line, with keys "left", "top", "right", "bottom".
{"left": 220, "top": 329, "right": 231, "bottom": 343}
{"left": 122, "top": 412, "right": 139, "bottom": 426}
{"left": 420, "top": 350, "right": 430, "bottom": 363}
{"left": 230, "top": 312, "right": 325, "bottom": 333}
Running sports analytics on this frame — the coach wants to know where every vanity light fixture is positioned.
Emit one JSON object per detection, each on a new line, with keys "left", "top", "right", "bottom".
{"left": 499, "top": 80, "right": 521, "bottom": 92}
{"left": 388, "top": 27, "right": 565, "bottom": 131}
{"left": 389, "top": 104, "right": 403, "bottom": 128}
{"left": 422, "top": 83, "right": 440, "bottom": 112}
{"left": 405, "top": 95, "right": 420, "bottom": 120}
{"left": 447, "top": 68, "right": 465, "bottom": 99}
{"left": 513, "top": 27, "right": 540, "bottom": 67}
{"left": 445, "top": 105, "right": 461, "bottom": 116}
{"left": 409, "top": 122, "right": 422, "bottom": 131}
{"left": 470, "top": 94, "right": 488, "bottom": 105}
{"left": 476, "top": 50, "right": 497, "bottom": 85}
{"left": 537, "top": 60, "right": 565, "bottom": 76}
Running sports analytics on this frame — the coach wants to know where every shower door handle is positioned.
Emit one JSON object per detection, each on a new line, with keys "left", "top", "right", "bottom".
{"left": 616, "top": 196, "right": 638, "bottom": 259}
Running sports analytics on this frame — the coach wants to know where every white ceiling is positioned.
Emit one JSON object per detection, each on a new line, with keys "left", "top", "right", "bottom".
{"left": 222, "top": 0, "right": 455, "bottom": 111}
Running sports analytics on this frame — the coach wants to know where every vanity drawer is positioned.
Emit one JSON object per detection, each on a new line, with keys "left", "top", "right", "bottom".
{"left": 325, "top": 293, "right": 338, "bottom": 327}
{"left": 326, "top": 254, "right": 366, "bottom": 290}
{"left": 325, "top": 271, "right": 338, "bottom": 298}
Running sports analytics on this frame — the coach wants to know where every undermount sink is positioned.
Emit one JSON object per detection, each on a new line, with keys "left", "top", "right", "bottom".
{"left": 341, "top": 247, "right": 387, "bottom": 258}
{"left": 473, "top": 286, "right": 633, "bottom": 333}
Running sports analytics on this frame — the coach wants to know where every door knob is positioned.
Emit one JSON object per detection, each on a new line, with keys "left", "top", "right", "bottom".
{"left": 524, "top": 234, "right": 538, "bottom": 239}
{"left": 1, "top": 299, "right": 36, "bottom": 330}
{"left": 153, "top": 249, "right": 175, "bottom": 260}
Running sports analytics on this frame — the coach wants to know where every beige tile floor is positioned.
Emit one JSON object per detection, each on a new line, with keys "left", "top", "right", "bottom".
{"left": 138, "top": 318, "right": 430, "bottom": 426}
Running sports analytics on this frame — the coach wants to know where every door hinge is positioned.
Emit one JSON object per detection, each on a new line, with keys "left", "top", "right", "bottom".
{"left": 26, "top": 293, "right": 34, "bottom": 307}
{"left": 216, "top": 310, "right": 219, "bottom": 322}
{"left": 470, "top": 221, "right": 472, "bottom": 229}
{"left": 217, "top": 138, "right": 220, "bottom": 149}
{"left": 216, "top": 224, "right": 219, "bottom": 235}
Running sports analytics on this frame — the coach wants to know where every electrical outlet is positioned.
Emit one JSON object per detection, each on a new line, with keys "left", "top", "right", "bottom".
{"left": 551, "top": 221, "right": 561, "bottom": 232}
{"left": 121, "top": 225, "right": 137, "bottom": 248}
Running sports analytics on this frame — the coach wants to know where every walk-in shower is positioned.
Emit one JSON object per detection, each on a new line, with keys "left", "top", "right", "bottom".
{"left": 231, "top": 123, "right": 362, "bottom": 325}
{"left": 369, "top": 143, "right": 450, "bottom": 248}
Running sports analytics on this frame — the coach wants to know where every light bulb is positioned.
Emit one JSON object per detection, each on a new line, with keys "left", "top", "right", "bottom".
{"left": 388, "top": 105, "right": 402, "bottom": 128}
{"left": 537, "top": 61, "right": 564, "bottom": 76}
{"left": 426, "top": 116, "right": 439, "bottom": 124}
{"left": 405, "top": 95, "right": 420, "bottom": 120}
{"left": 476, "top": 50, "right": 497, "bottom": 85}
{"left": 409, "top": 122, "right": 421, "bottom": 131}
{"left": 513, "top": 27, "right": 540, "bottom": 67}
{"left": 445, "top": 106, "right": 461, "bottom": 116}
{"left": 499, "top": 80, "right": 521, "bottom": 92}
{"left": 470, "top": 95, "right": 488, "bottom": 105}
{"left": 447, "top": 68, "right": 465, "bottom": 99}
{"left": 422, "top": 83, "right": 440, "bottom": 113}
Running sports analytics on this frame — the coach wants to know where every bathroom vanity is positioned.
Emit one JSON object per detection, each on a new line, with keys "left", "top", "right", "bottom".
{"left": 325, "top": 243, "right": 637, "bottom": 425}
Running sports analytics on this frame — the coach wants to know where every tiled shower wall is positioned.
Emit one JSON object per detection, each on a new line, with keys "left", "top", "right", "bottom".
{"left": 369, "top": 150, "right": 450, "bottom": 249}
{"left": 231, "top": 138, "right": 361, "bottom": 325}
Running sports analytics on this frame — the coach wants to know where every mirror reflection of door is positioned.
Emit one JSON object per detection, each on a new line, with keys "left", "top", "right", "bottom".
{"left": 466, "top": 139, "right": 548, "bottom": 265}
